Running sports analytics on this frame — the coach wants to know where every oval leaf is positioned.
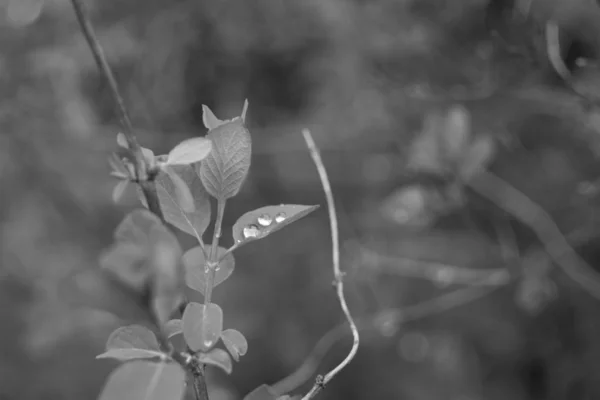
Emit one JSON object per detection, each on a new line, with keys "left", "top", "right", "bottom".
{"left": 442, "top": 105, "right": 471, "bottom": 162}
{"left": 243, "top": 385, "right": 279, "bottom": 400}
{"left": 458, "top": 135, "right": 496, "bottom": 181}
{"left": 232, "top": 204, "right": 319, "bottom": 245}
{"left": 164, "top": 319, "right": 183, "bottom": 338}
{"left": 99, "top": 243, "right": 149, "bottom": 291}
{"left": 98, "top": 361, "right": 185, "bottom": 400}
{"left": 167, "top": 137, "right": 213, "bottom": 166}
{"left": 183, "top": 246, "right": 235, "bottom": 295}
{"left": 112, "top": 180, "right": 129, "bottom": 203}
{"left": 163, "top": 166, "right": 195, "bottom": 213}
{"left": 202, "top": 105, "right": 227, "bottom": 130}
{"left": 114, "top": 209, "right": 163, "bottom": 245}
{"left": 406, "top": 112, "right": 445, "bottom": 174}
{"left": 200, "top": 119, "right": 252, "bottom": 200}
{"left": 220, "top": 329, "right": 248, "bottom": 362}
{"left": 105, "top": 325, "right": 160, "bottom": 351}
{"left": 97, "top": 348, "right": 165, "bottom": 361}
{"left": 182, "top": 302, "right": 223, "bottom": 352}
{"left": 139, "top": 165, "right": 212, "bottom": 238}
{"left": 116, "top": 132, "right": 129, "bottom": 149}
{"left": 197, "top": 348, "right": 233, "bottom": 374}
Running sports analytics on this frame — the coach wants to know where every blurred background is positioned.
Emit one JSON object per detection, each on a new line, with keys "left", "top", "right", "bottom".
{"left": 3, "top": 0, "right": 600, "bottom": 399}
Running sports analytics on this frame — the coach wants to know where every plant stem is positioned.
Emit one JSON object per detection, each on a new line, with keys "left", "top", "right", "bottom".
{"left": 204, "top": 199, "right": 226, "bottom": 305}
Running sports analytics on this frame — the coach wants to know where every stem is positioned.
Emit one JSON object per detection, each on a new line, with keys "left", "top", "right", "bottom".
{"left": 191, "top": 361, "right": 210, "bottom": 400}
{"left": 204, "top": 199, "right": 226, "bottom": 305}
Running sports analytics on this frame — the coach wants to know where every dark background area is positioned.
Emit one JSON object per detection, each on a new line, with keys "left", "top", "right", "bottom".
{"left": 3, "top": 0, "right": 600, "bottom": 399}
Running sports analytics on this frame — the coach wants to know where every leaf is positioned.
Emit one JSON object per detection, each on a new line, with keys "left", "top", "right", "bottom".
{"left": 197, "top": 348, "right": 233, "bottom": 374}
{"left": 105, "top": 325, "right": 160, "bottom": 351}
{"left": 220, "top": 329, "right": 248, "bottom": 362}
{"left": 139, "top": 165, "right": 211, "bottom": 238}
{"left": 98, "top": 361, "right": 185, "bottom": 400}
{"left": 243, "top": 384, "right": 279, "bottom": 400}
{"left": 182, "top": 302, "right": 223, "bottom": 352}
{"left": 162, "top": 167, "right": 195, "bottom": 213}
{"left": 164, "top": 319, "right": 183, "bottom": 338}
{"left": 406, "top": 112, "right": 445, "bottom": 174}
{"left": 241, "top": 99, "right": 249, "bottom": 122}
{"left": 166, "top": 137, "right": 213, "bottom": 166}
{"left": 117, "top": 132, "right": 129, "bottom": 149}
{"left": 99, "top": 243, "right": 149, "bottom": 291}
{"left": 232, "top": 204, "right": 319, "bottom": 245}
{"left": 112, "top": 180, "right": 130, "bottom": 203}
{"left": 96, "top": 349, "right": 165, "bottom": 361}
{"left": 458, "top": 135, "right": 496, "bottom": 181}
{"left": 200, "top": 118, "right": 252, "bottom": 200}
{"left": 183, "top": 246, "right": 235, "bottom": 295}
{"left": 202, "top": 104, "right": 227, "bottom": 130}
{"left": 114, "top": 209, "right": 163, "bottom": 245}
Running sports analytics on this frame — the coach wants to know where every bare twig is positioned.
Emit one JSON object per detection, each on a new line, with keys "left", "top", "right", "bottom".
{"left": 300, "top": 129, "right": 359, "bottom": 400}
{"left": 69, "top": 0, "right": 163, "bottom": 219}
{"left": 470, "top": 170, "right": 600, "bottom": 300}
{"left": 273, "top": 276, "right": 505, "bottom": 395}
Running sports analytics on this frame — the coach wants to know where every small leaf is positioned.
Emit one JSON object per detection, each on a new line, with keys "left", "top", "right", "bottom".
{"left": 197, "top": 348, "right": 233, "bottom": 374}
{"left": 406, "top": 112, "right": 446, "bottom": 174}
{"left": 108, "top": 153, "right": 130, "bottom": 179}
{"left": 182, "top": 302, "right": 223, "bottom": 352}
{"left": 96, "top": 349, "right": 165, "bottom": 361}
{"left": 166, "top": 137, "right": 213, "bottom": 166}
{"left": 458, "top": 135, "right": 496, "bottom": 181}
{"left": 243, "top": 384, "right": 279, "bottom": 400}
{"left": 202, "top": 104, "right": 226, "bottom": 130}
{"left": 232, "top": 204, "right": 319, "bottom": 245}
{"left": 99, "top": 243, "right": 149, "bottom": 291}
{"left": 220, "top": 329, "right": 248, "bottom": 362}
{"left": 139, "top": 165, "right": 211, "bottom": 238}
{"left": 183, "top": 246, "right": 235, "bottom": 295}
{"left": 200, "top": 118, "right": 252, "bottom": 200}
{"left": 241, "top": 99, "right": 249, "bottom": 122}
{"left": 165, "top": 319, "right": 183, "bottom": 338}
{"left": 163, "top": 166, "right": 195, "bottom": 213}
{"left": 98, "top": 361, "right": 185, "bottom": 400}
{"left": 105, "top": 325, "right": 160, "bottom": 351}
{"left": 114, "top": 210, "right": 163, "bottom": 245}
{"left": 117, "top": 132, "right": 129, "bottom": 149}
{"left": 112, "top": 180, "right": 130, "bottom": 203}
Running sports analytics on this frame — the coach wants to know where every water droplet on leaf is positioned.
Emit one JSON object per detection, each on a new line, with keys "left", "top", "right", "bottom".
{"left": 257, "top": 214, "right": 272, "bottom": 226}
{"left": 243, "top": 225, "right": 260, "bottom": 239}
{"left": 204, "top": 339, "right": 214, "bottom": 349}
{"left": 274, "top": 212, "right": 287, "bottom": 223}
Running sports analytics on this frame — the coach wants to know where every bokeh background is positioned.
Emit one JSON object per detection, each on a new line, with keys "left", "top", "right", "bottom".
{"left": 3, "top": 0, "right": 600, "bottom": 399}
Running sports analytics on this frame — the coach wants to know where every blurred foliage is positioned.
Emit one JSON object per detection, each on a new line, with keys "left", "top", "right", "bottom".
{"left": 3, "top": 0, "right": 600, "bottom": 399}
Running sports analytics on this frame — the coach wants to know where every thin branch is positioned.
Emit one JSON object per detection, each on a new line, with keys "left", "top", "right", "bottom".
{"left": 470, "top": 170, "right": 600, "bottom": 300}
{"left": 273, "top": 275, "right": 505, "bottom": 395}
{"left": 300, "top": 129, "right": 359, "bottom": 400}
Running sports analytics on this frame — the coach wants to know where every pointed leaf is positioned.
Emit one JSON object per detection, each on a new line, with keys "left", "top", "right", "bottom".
{"left": 117, "top": 132, "right": 129, "bottom": 149}
{"left": 166, "top": 137, "right": 213, "bottom": 166}
{"left": 241, "top": 99, "right": 249, "bottom": 122}
{"left": 243, "top": 385, "right": 279, "bottom": 400}
{"left": 108, "top": 153, "right": 129, "bottom": 179}
{"left": 197, "top": 348, "right": 233, "bottom": 374}
{"left": 202, "top": 104, "right": 226, "bottom": 130}
{"left": 232, "top": 204, "right": 319, "bottom": 245}
{"left": 183, "top": 246, "right": 234, "bottom": 295}
{"left": 220, "top": 329, "right": 248, "bottom": 362}
{"left": 112, "top": 180, "right": 129, "bottom": 203}
{"left": 458, "top": 135, "right": 496, "bottom": 181}
{"left": 98, "top": 361, "right": 185, "bottom": 400}
{"left": 200, "top": 118, "right": 252, "bottom": 200}
{"left": 96, "top": 348, "right": 165, "bottom": 361}
{"left": 105, "top": 325, "right": 160, "bottom": 351}
{"left": 182, "top": 302, "right": 223, "bottom": 352}
{"left": 165, "top": 319, "right": 183, "bottom": 338}
{"left": 139, "top": 165, "right": 211, "bottom": 238}
{"left": 163, "top": 166, "right": 195, "bottom": 213}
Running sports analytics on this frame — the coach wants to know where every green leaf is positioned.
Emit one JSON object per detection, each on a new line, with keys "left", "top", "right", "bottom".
{"left": 140, "top": 165, "right": 211, "bottom": 239}
{"left": 200, "top": 118, "right": 252, "bottom": 200}
{"left": 243, "top": 385, "right": 279, "bottom": 400}
{"left": 442, "top": 105, "right": 471, "bottom": 162}
{"left": 97, "top": 349, "right": 165, "bottom": 361}
{"left": 197, "top": 348, "right": 233, "bottom": 374}
{"left": 166, "top": 137, "right": 213, "bottom": 166}
{"left": 163, "top": 166, "right": 195, "bottom": 213}
{"left": 232, "top": 205, "right": 319, "bottom": 245}
{"left": 112, "top": 180, "right": 130, "bottom": 203}
{"left": 183, "top": 246, "right": 234, "bottom": 295}
{"left": 114, "top": 209, "right": 163, "bottom": 245}
{"left": 116, "top": 132, "right": 129, "bottom": 149}
{"left": 458, "top": 135, "right": 495, "bottom": 181}
{"left": 220, "top": 329, "right": 248, "bottom": 362}
{"left": 202, "top": 104, "right": 227, "bottom": 130}
{"left": 99, "top": 243, "right": 149, "bottom": 291}
{"left": 164, "top": 319, "right": 183, "bottom": 338}
{"left": 105, "top": 325, "right": 160, "bottom": 351}
{"left": 182, "top": 302, "right": 223, "bottom": 352}
{"left": 98, "top": 361, "right": 185, "bottom": 400}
